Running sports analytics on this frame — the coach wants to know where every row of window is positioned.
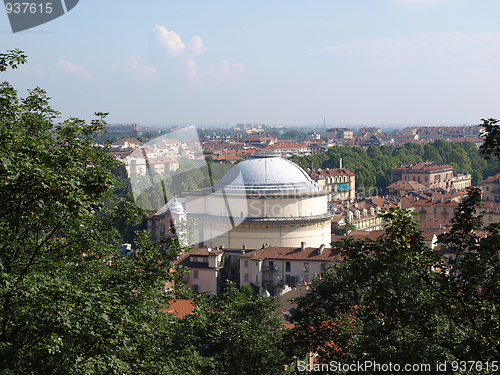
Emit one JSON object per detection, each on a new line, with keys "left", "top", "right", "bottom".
{"left": 243, "top": 273, "right": 310, "bottom": 283}
{"left": 244, "top": 260, "right": 293, "bottom": 273}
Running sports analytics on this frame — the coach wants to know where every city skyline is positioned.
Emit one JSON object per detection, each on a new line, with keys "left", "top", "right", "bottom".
{"left": 1, "top": 0, "right": 500, "bottom": 127}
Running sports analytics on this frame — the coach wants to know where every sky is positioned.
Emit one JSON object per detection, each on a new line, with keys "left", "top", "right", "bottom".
{"left": 1, "top": 0, "right": 500, "bottom": 127}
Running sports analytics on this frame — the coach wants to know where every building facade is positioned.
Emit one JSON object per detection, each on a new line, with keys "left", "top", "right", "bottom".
{"left": 391, "top": 162, "right": 455, "bottom": 190}
{"left": 239, "top": 244, "right": 342, "bottom": 296}
{"left": 482, "top": 173, "right": 500, "bottom": 202}
{"left": 307, "top": 168, "right": 355, "bottom": 202}
{"left": 184, "top": 151, "right": 332, "bottom": 249}
{"left": 176, "top": 247, "right": 224, "bottom": 294}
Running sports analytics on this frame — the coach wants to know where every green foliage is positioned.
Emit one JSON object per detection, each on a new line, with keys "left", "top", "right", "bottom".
{"left": 291, "top": 137, "right": 498, "bottom": 193}
{"left": 479, "top": 118, "right": 500, "bottom": 162}
{"left": 0, "top": 50, "right": 192, "bottom": 374}
{"left": 287, "top": 189, "right": 500, "bottom": 370}
{"left": 170, "top": 282, "right": 287, "bottom": 375}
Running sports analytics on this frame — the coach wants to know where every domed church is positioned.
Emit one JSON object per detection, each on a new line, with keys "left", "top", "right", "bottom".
{"left": 184, "top": 150, "right": 331, "bottom": 249}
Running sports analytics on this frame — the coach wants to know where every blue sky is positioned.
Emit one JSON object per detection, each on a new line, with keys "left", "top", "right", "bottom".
{"left": 1, "top": 0, "right": 500, "bottom": 127}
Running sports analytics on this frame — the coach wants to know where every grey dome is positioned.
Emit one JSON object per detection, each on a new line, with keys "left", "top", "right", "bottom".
{"left": 213, "top": 151, "right": 322, "bottom": 195}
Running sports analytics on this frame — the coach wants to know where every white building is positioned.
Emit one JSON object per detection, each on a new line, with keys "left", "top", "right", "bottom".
{"left": 184, "top": 150, "right": 332, "bottom": 249}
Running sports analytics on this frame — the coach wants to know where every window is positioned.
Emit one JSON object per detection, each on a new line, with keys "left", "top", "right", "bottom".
{"left": 285, "top": 274, "right": 291, "bottom": 282}
{"left": 192, "top": 284, "right": 199, "bottom": 293}
{"left": 434, "top": 207, "right": 437, "bottom": 214}
{"left": 285, "top": 261, "right": 291, "bottom": 272}
{"left": 256, "top": 275, "right": 259, "bottom": 283}
{"left": 244, "top": 260, "right": 249, "bottom": 268}
{"left": 244, "top": 273, "right": 249, "bottom": 282}
{"left": 193, "top": 270, "right": 199, "bottom": 279}
{"left": 425, "top": 176, "right": 428, "bottom": 181}
{"left": 487, "top": 186, "right": 490, "bottom": 191}
{"left": 269, "top": 261, "right": 274, "bottom": 269}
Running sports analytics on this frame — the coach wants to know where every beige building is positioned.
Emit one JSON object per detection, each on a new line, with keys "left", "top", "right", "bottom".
{"left": 326, "top": 128, "right": 354, "bottom": 140}
{"left": 239, "top": 244, "right": 342, "bottom": 296}
{"left": 482, "top": 173, "right": 500, "bottom": 202}
{"left": 307, "top": 168, "right": 355, "bottom": 202}
{"left": 184, "top": 151, "right": 332, "bottom": 249}
{"left": 175, "top": 247, "right": 224, "bottom": 295}
{"left": 479, "top": 201, "right": 500, "bottom": 225}
{"left": 401, "top": 195, "right": 460, "bottom": 221}
{"left": 334, "top": 196, "right": 399, "bottom": 232}
{"left": 450, "top": 172, "right": 472, "bottom": 191}
{"left": 391, "top": 162, "right": 455, "bottom": 190}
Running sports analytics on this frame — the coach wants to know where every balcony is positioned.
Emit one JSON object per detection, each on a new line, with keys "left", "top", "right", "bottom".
{"left": 262, "top": 265, "right": 278, "bottom": 272}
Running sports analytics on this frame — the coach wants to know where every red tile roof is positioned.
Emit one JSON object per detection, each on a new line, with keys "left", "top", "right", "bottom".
{"left": 241, "top": 246, "right": 343, "bottom": 262}
{"left": 163, "top": 299, "right": 195, "bottom": 319}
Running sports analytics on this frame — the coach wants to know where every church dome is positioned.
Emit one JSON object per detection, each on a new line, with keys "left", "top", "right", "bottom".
{"left": 213, "top": 150, "right": 322, "bottom": 195}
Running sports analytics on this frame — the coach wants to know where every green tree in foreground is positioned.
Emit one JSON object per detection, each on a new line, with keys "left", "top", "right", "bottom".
{"left": 287, "top": 189, "right": 500, "bottom": 374}
{"left": 169, "top": 282, "right": 287, "bottom": 375}
{"left": 0, "top": 49, "right": 194, "bottom": 374}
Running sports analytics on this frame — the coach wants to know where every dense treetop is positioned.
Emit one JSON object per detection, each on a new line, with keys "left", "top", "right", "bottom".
{"left": 290, "top": 139, "right": 498, "bottom": 191}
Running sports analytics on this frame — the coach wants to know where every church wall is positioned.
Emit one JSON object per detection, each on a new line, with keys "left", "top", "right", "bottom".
{"left": 202, "top": 221, "right": 331, "bottom": 249}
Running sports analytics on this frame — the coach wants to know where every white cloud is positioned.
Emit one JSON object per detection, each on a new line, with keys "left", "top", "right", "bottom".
{"left": 57, "top": 58, "right": 92, "bottom": 80}
{"left": 186, "top": 58, "right": 199, "bottom": 78}
{"left": 112, "top": 56, "right": 158, "bottom": 82}
{"left": 151, "top": 25, "right": 242, "bottom": 84}
{"left": 152, "top": 25, "right": 187, "bottom": 57}
{"left": 189, "top": 36, "right": 208, "bottom": 57}
{"left": 210, "top": 60, "right": 244, "bottom": 82}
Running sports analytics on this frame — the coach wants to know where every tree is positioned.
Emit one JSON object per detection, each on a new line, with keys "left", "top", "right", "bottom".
{"left": 287, "top": 190, "right": 500, "bottom": 372}
{"left": 170, "top": 282, "right": 287, "bottom": 375}
{"left": 0, "top": 50, "right": 191, "bottom": 374}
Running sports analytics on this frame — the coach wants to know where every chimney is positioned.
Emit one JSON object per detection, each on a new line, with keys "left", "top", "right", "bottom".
{"left": 319, "top": 244, "right": 325, "bottom": 255}
{"left": 242, "top": 245, "right": 246, "bottom": 250}
{"left": 301, "top": 242, "right": 306, "bottom": 251}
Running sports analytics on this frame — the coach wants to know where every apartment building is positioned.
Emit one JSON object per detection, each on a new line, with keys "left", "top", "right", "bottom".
{"left": 307, "top": 168, "right": 355, "bottom": 202}
{"left": 239, "top": 243, "right": 342, "bottom": 296}
{"left": 391, "top": 162, "right": 455, "bottom": 189}
{"left": 175, "top": 247, "right": 225, "bottom": 295}
{"left": 482, "top": 173, "right": 500, "bottom": 202}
